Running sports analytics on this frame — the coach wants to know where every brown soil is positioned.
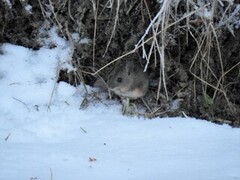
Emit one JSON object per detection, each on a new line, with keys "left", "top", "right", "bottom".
{"left": 0, "top": 0, "right": 239, "bottom": 126}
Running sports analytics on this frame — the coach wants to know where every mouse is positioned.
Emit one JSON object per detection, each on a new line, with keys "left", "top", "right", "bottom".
{"left": 107, "top": 60, "right": 149, "bottom": 99}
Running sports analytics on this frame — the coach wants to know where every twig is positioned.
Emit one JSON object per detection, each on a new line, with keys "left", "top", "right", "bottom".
{"left": 126, "top": 0, "right": 138, "bottom": 15}
{"left": 5, "top": 133, "right": 11, "bottom": 141}
{"left": 93, "top": 49, "right": 135, "bottom": 75}
{"left": 182, "top": 111, "right": 188, "bottom": 118}
{"left": 103, "top": 0, "right": 120, "bottom": 57}
{"left": 80, "top": 127, "right": 87, "bottom": 133}
{"left": 47, "top": 59, "right": 60, "bottom": 111}
{"left": 12, "top": 97, "right": 30, "bottom": 112}
{"left": 50, "top": 168, "right": 53, "bottom": 180}
{"left": 91, "top": 0, "right": 99, "bottom": 68}
{"left": 141, "top": 97, "right": 152, "bottom": 113}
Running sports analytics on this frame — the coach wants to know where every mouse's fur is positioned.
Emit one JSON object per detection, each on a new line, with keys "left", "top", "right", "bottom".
{"left": 107, "top": 61, "right": 149, "bottom": 99}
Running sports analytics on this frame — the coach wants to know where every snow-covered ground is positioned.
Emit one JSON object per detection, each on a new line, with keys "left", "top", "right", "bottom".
{"left": 0, "top": 31, "right": 239, "bottom": 180}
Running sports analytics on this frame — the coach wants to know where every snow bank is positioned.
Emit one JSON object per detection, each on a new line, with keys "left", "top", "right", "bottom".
{"left": 0, "top": 31, "right": 239, "bottom": 180}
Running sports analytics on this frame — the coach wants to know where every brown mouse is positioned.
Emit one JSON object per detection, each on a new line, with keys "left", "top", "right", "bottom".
{"left": 107, "top": 61, "right": 149, "bottom": 99}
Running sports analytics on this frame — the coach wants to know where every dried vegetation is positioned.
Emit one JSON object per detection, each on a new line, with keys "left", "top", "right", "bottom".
{"left": 0, "top": 0, "right": 240, "bottom": 126}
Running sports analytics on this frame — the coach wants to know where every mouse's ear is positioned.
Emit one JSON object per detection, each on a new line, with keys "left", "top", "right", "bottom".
{"left": 125, "top": 61, "right": 135, "bottom": 75}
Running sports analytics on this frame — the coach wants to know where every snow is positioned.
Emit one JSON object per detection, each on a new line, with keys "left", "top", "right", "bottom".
{"left": 0, "top": 31, "right": 240, "bottom": 180}
{"left": 3, "top": 0, "right": 12, "bottom": 8}
{"left": 230, "top": 4, "right": 240, "bottom": 29}
{"left": 24, "top": 4, "right": 33, "bottom": 14}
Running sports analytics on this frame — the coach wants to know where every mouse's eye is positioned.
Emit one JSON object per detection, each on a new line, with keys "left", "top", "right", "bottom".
{"left": 117, "top": 77, "right": 122, "bottom": 83}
